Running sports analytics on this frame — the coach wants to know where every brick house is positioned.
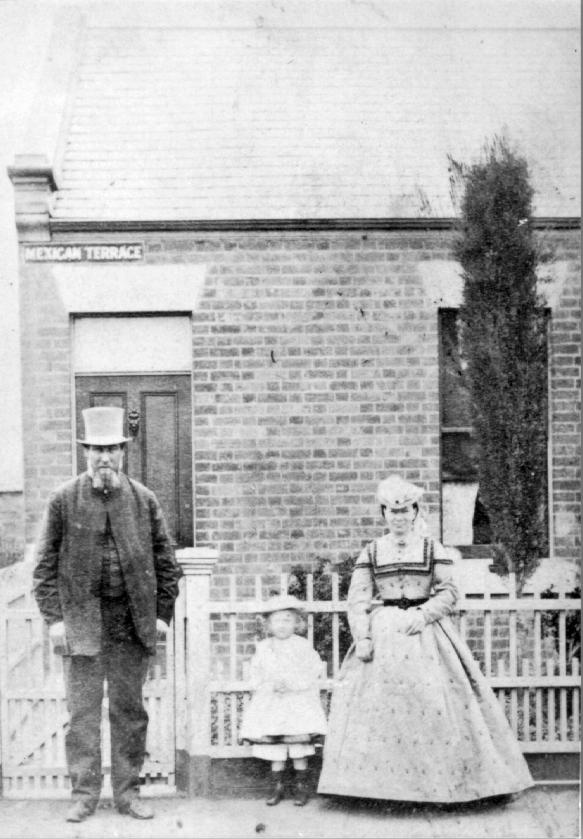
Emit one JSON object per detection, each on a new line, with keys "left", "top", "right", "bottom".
{"left": 6, "top": 1, "right": 580, "bottom": 593}
{"left": 2, "top": 0, "right": 580, "bottom": 796}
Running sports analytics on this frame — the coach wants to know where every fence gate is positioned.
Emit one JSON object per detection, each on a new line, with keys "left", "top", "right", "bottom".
{"left": 0, "top": 605, "right": 175, "bottom": 798}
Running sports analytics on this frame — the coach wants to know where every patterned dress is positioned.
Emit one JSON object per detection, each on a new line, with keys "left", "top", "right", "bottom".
{"left": 317, "top": 533, "right": 533, "bottom": 802}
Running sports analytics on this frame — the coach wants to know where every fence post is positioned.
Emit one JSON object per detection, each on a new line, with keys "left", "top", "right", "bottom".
{"left": 174, "top": 547, "right": 218, "bottom": 796}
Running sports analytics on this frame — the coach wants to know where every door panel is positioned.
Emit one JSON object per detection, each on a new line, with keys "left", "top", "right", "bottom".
{"left": 75, "top": 375, "right": 192, "bottom": 547}
{"left": 143, "top": 392, "right": 178, "bottom": 540}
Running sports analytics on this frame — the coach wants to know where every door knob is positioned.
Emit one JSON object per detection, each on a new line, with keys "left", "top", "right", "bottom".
{"left": 128, "top": 409, "right": 140, "bottom": 438}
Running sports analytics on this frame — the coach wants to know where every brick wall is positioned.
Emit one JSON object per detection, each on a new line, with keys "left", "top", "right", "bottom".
{"left": 18, "top": 228, "right": 580, "bottom": 595}
{"left": 20, "top": 265, "right": 73, "bottom": 539}
{"left": 0, "top": 491, "right": 24, "bottom": 567}
{"left": 147, "top": 230, "right": 448, "bottom": 596}
{"left": 546, "top": 232, "right": 582, "bottom": 562}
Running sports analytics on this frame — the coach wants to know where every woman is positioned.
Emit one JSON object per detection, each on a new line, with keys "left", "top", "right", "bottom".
{"left": 317, "top": 475, "right": 533, "bottom": 803}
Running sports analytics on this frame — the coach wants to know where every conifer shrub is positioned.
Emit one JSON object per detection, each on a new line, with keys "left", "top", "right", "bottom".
{"left": 451, "top": 138, "right": 549, "bottom": 591}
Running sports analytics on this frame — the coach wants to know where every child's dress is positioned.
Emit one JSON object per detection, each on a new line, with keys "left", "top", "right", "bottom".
{"left": 240, "top": 633, "right": 328, "bottom": 756}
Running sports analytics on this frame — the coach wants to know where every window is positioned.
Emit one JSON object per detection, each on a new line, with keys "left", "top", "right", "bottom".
{"left": 439, "top": 309, "right": 549, "bottom": 556}
{"left": 439, "top": 309, "right": 490, "bottom": 553}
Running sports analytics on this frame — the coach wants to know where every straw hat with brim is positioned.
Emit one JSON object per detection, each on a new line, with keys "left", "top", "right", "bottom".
{"left": 260, "top": 595, "right": 306, "bottom": 615}
{"left": 377, "top": 474, "right": 424, "bottom": 509}
{"left": 77, "top": 407, "right": 132, "bottom": 446}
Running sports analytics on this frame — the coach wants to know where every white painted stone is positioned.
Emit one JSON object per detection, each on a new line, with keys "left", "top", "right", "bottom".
{"left": 73, "top": 316, "right": 192, "bottom": 373}
{"left": 419, "top": 261, "right": 463, "bottom": 307}
{"left": 420, "top": 259, "right": 570, "bottom": 311}
{"left": 54, "top": 263, "right": 208, "bottom": 314}
{"left": 537, "top": 260, "right": 570, "bottom": 309}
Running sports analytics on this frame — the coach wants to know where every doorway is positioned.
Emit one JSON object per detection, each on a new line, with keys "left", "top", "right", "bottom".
{"left": 75, "top": 374, "right": 193, "bottom": 548}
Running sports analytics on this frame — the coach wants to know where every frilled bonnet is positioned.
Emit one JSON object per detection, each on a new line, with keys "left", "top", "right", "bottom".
{"left": 376, "top": 475, "right": 424, "bottom": 509}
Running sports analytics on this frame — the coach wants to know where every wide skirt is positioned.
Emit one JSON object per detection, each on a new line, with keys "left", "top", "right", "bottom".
{"left": 240, "top": 688, "right": 327, "bottom": 742}
{"left": 317, "top": 606, "right": 533, "bottom": 802}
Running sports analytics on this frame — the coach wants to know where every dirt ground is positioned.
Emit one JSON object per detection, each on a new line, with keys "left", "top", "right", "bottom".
{"left": 0, "top": 786, "right": 579, "bottom": 839}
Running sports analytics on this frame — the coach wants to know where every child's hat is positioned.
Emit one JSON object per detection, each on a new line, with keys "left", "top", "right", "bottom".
{"left": 260, "top": 594, "right": 306, "bottom": 615}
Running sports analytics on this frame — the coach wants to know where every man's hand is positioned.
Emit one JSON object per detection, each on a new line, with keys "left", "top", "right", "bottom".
{"left": 49, "top": 621, "right": 67, "bottom": 654}
{"left": 403, "top": 608, "right": 426, "bottom": 636}
{"left": 156, "top": 618, "right": 169, "bottom": 636}
{"left": 355, "top": 639, "right": 373, "bottom": 661}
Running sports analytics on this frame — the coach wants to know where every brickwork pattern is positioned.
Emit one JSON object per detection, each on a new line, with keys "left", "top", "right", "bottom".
{"left": 147, "top": 231, "right": 449, "bottom": 596}
{"left": 0, "top": 492, "right": 25, "bottom": 567}
{"left": 546, "top": 233, "right": 582, "bottom": 561}
{"left": 20, "top": 265, "right": 73, "bottom": 539}
{"left": 19, "top": 229, "right": 580, "bottom": 598}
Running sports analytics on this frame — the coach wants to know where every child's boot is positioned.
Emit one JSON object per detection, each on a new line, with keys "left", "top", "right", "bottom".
{"left": 293, "top": 769, "right": 309, "bottom": 806}
{"left": 266, "top": 771, "right": 285, "bottom": 806}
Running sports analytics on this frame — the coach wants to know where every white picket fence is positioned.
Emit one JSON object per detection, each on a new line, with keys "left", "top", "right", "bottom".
{"left": 0, "top": 561, "right": 175, "bottom": 798}
{"left": 173, "top": 555, "right": 581, "bottom": 762}
{"left": 0, "top": 552, "right": 580, "bottom": 797}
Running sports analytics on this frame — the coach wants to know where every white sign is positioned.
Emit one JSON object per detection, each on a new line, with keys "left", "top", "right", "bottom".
{"left": 24, "top": 243, "right": 144, "bottom": 262}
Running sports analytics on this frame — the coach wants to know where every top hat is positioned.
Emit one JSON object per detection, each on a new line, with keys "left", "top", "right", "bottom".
{"left": 260, "top": 594, "right": 306, "bottom": 615}
{"left": 376, "top": 474, "right": 424, "bottom": 509}
{"left": 77, "top": 407, "right": 131, "bottom": 446}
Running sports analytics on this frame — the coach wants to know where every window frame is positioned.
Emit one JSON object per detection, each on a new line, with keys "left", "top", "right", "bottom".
{"left": 438, "top": 307, "right": 551, "bottom": 558}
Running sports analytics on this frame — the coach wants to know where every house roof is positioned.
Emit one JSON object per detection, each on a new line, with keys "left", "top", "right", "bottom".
{"left": 45, "top": 2, "right": 580, "bottom": 221}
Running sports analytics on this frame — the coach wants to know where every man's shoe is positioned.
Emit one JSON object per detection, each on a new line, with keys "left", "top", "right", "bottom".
{"left": 118, "top": 799, "right": 154, "bottom": 820}
{"left": 65, "top": 801, "right": 94, "bottom": 823}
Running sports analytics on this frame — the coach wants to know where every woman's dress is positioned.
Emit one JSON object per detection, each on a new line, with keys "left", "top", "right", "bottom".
{"left": 240, "top": 633, "right": 328, "bottom": 743}
{"left": 317, "top": 533, "right": 533, "bottom": 802}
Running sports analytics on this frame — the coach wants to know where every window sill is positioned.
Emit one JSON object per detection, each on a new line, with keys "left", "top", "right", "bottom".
{"left": 454, "top": 544, "right": 493, "bottom": 559}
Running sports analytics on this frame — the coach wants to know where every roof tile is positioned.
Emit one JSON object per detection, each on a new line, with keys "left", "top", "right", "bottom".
{"left": 52, "top": 25, "right": 580, "bottom": 220}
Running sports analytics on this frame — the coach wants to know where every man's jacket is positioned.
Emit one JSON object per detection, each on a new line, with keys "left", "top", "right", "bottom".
{"left": 33, "top": 472, "right": 182, "bottom": 656}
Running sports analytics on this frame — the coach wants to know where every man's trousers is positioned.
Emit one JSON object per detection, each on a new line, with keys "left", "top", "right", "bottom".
{"left": 63, "top": 598, "right": 150, "bottom": 808}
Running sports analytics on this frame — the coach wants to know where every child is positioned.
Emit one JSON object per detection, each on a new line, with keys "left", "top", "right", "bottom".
{"left": 239, "top": 594, "right": 327, "bottom": 806}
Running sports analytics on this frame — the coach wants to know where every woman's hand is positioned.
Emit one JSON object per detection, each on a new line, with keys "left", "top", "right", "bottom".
{"left": 403, "top": 608, "right": 426, "bottom": 635}
{"left": 355, "top": 639, "right": 373, "bottom": 661}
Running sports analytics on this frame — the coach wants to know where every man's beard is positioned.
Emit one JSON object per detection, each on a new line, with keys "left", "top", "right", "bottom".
{"left": 91, "top": 467, "right": 122, "bottom": 491}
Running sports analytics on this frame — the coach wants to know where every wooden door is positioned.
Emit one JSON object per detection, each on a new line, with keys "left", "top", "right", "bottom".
{"left": 75, "top": 374, "right": 193, "bottom": 548}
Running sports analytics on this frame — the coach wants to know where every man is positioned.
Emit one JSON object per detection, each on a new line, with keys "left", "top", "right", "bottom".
{"left": 33, "top": 406, "right": 182, "bottom": 823}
